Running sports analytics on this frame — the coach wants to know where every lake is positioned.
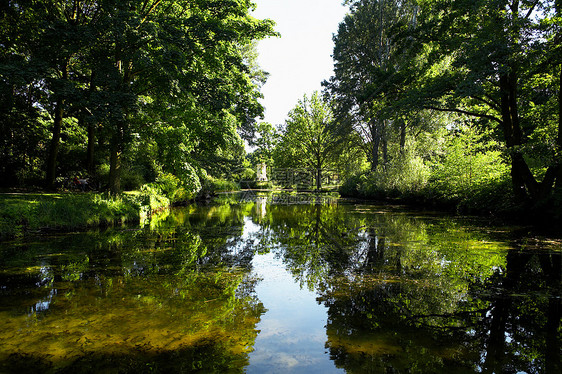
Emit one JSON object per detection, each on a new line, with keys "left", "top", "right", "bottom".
{"left": 0, "top": 192, "right": 560, "bottom": 373}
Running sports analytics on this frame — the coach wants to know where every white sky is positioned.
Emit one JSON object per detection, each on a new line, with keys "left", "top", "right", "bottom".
{"left": 251, "top": 0, "right": 348, "bottom": 127}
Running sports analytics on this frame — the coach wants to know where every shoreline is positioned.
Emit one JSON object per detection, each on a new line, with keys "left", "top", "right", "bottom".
{"left": 2, "top": 189, "right": 559, "bottom": 242}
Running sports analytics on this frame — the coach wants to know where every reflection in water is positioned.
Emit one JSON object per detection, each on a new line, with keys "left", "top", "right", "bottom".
{"left": 0, "top": 193, "right": 560, "bottom": 373}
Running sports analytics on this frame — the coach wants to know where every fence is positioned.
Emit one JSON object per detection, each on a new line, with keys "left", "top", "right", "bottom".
{"left": 268, "top": 168, "right": 341, "bottom": 189}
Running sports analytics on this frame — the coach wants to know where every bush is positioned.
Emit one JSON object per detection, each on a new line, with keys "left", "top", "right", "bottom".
{"left": 358, "top": 154, "right": 430, "bottom": 198}
{"left": 120, "top": 166, "right": 147, "bottom": 191}
{"left": 340, "top": 152, "right": 430, "bottom": 200}
{"left": 177, "top": 164, "right": 202, "bottom": 199}
{"left": 338, "top": 125, "right": 514, "bottom": 215}
{"left": 140, "top": 168, "right": 201, "bottom": 203}
{"left": 426, "top": 125, "right": 511, "bottom": 211}
{"left": 339, "top": 172, "right": 367, "bottom": 197}
{"left": 230, "top": 167, "right": 256, "bottom": 182}
{"left": 198, "top": 178, "right": 240, "bottom": 197}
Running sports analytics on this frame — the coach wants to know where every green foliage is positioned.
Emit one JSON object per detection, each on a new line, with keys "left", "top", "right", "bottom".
{"left": 328, "top": 0, "right": 562, "bottom": 217}
{"left": 426, "top": 126, "right": 512, "bottom": 210}
{"left": 341, "top": 124, "right": 515, "bottom": 214}
{"left": 275, "top": 91, "right": 344, "bottom": 189}
{"left": 139, "top": 170, "right": 201, "bottom": 204}
{"left": 0, "top": 0, "right": 277, "bottom": 192}
{"left": 251, "top": 122, "right": 279, "bottom": 166}
{"left": 339, "top": 172, "right": 368, "bottom": 197}
{"left": 230, "top": 168, "right": 257, "bottom": 183}
{"left": 199, "top": 178, "right": 240, "bottom": 197}
{"left": 360, "top": 155, "right": 430, "bottom": 198}
{"left": 326, "top": 0, "right": 422, "bottom": 170}
{"left": 341, "top": 153, "right": 430, "bottom": 199}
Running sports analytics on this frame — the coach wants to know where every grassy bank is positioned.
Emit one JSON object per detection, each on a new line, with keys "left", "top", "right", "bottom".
{"left": 339, "top": 170, "right": 562, "bottom": 226}
{"left": 0, "top": 191, "right": 171, "bottom": 240}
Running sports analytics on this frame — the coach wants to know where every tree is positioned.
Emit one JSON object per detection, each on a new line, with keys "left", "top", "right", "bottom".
{"left": 252, "top": 122, "right": 279, "bottom": 166}
{"left": 409, "top": 0, "right": 562, "bottom": 205}
{"left": 0, "top": 0, "right": 276, "bottom": 192}
{"left": 91, "top": 0, "right": 276, "bottom": 192}
{"left": 0, "top": 1, "right": 49, "bottom": 186}
{"left": 276, "top": 92, "right": 341, "bottom": 189}
{"left": 325, "top": 0, "right": 422, "bottom": 171}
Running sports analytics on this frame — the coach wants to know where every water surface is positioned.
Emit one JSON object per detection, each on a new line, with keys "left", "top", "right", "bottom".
{"left": 0, "top": 193, "right": 560, "bottom": 373}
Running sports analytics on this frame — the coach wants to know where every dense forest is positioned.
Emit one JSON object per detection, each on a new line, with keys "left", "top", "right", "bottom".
{"left": 1, "top": 0, "right": 561, "bottom": 221}
{"left": 0, "top": 0, "right": 275, "bottom": 194}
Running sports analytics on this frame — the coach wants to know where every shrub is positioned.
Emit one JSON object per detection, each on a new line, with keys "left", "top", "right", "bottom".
{"left": 338, "top": 125, "right": 514, "bottom": 215}
{"left": 140, "top": 168, "right": 201, "bottom": 203}
{"left": 359, "top": 154, "right": 430, "bottom": 198}
{"left": 427, "top": 125, "right": 510, "bottom": 211}
{"left": 340, "top": 152, "right": 430, "bottom": 200}
{"left": 178, "top": 164, "right": 202, "bottom": 199}
{"left": 339, "top": 172, "right": 367, "bottom": 197}
{"left": 199, "top": 177, "right": 240, "bottom": 197}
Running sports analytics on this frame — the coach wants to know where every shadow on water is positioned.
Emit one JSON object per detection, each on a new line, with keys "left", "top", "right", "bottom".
{"left": 0, "top": 191, "right": 560, "bottom": 373}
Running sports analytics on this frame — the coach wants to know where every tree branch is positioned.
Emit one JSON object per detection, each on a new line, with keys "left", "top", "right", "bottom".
{"left": 524, "top": 0, "right": 540, "bottom": 19}
{"left": 141, "top": 0, "right": 163, "bottom": 25}
{"left": 425, "top": 106, "right": 503, "bottom": 124}
{"left": 470, "top": 95, "right": 500, "bottom": 111}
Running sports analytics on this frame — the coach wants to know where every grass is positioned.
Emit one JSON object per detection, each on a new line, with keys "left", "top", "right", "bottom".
{"left": 0, "top": 190, "right": 171, "bottom": 240}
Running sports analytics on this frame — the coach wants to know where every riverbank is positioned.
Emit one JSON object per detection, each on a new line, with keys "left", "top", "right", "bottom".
{"left": 0, "top": 175, "right": 254, "bottom": 240}
{"left": 339, "top": 176, "right": 562, "bottom": 230}
{"left": 0, "top": 190, "right": 171, "bottom": 240}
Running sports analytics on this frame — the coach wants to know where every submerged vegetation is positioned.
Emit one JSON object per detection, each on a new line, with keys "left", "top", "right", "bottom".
{"left": 0, "top": 192, "right": 161, "bottom": 240}
{"left": 1, "top": 0, "right": 561, "bottom": 372}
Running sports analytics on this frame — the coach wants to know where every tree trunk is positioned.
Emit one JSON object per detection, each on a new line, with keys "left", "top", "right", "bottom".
{"left": 370, "top": 120, "right": 380, "bottom": 171}
{"left": 558, "top": 63, "right": 562, "bottom": 151}
{"left": 382, "top": 120, "right": 388, "bottom": 166}
{"left": 556, "top": 63, "right": 562, "bottom": 191}
{"left": 86, "top": 72, "right": 96, "bottom": 174}
{"left": 45, "top": 100, "right": 64, "bottom": 189}
{"left": 316, "top": 168, "right": 322, "bottom": 190}
{"left": 499, "top": 72, "right": 539, "bottom": 201}
{"left": 400, "top": 119, "right": 406, "bottom": 154}
{"left": 109, "top": 129, "right": 122, "bottom": 194}
{"left": 87, "top": 121, "right": 95, "bottom": 173}
{"left": 45, "top": 62, "right": 68, "bottom": 189}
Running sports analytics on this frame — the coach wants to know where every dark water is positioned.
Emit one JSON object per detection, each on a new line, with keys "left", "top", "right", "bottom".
{"left": 0, "top": 192, "right": 560, "bottom": 373}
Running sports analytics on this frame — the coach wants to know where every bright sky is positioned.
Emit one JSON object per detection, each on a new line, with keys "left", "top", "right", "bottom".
{"left": 251, "top": 0, "right": 348, "bottom": 127}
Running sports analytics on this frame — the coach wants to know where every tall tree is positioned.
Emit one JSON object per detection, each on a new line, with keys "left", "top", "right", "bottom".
{"left": 410, "top": 0, "right": 561, "bottom": 204}
{"left": 90, "top": 0, "right": 275, "bottom": 192}
{"left": 1, "top": 1, "right": 99, "bottom": 188}
{"left": 325, "top": 0, "right": 421, "bottom": 171}
{"left": 253, "top": 122, "right": 279, "bottom": 166}
{"left": 276, "top": 92, "right": 341, "bottom": 189}
{"left": 1, "top": 0, "right": 276, "bottom": 192}
{"left": 0, "top": 1, "right": 49, "bottom": 185}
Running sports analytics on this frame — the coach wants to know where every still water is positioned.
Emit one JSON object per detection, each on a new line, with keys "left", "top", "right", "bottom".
{"left": 0, "top": 192, "right": 560, "bottom": 373}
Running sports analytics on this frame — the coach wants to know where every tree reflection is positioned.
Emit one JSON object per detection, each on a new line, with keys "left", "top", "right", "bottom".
{"left": 0, "top": 204, "right": 264, "bottom": 373}
{"left": 249, "top": 202, "right": 561, "bottom": 373}
{"left": 1, "top": 199, "right": 560, "bottom": 373}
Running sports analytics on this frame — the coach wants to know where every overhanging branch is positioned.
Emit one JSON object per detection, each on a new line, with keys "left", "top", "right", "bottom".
{"left": 425, "top": 106, "right": 503, "bottom": 125}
